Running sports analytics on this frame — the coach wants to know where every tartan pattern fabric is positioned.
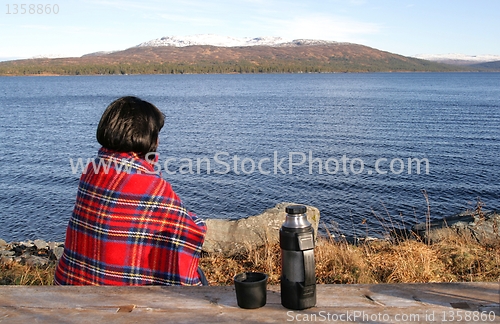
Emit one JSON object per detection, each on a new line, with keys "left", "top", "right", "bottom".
{"left": 55, "top": 147, "right": 206, "bottom": 286}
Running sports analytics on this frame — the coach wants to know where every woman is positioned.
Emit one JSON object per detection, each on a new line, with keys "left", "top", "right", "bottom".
{"left": 55, "top": 96, "right": 207, "bottom": 286}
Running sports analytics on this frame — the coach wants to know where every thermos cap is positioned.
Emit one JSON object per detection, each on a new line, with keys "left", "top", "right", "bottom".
{"left": 286, "top": 205, "right": 307, "bottom": 215}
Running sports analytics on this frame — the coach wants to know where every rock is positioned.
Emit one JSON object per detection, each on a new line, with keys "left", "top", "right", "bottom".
{"left": 202, "top": 202, "right": 320, "bottom": 256}
{"left": 0, "top": 250, "right": 15, "bottom": 257}
{"left": 0, "top": 255, "right": 13, "bottom": 265}
{"left": 19, "top": 240, "right": 33, "bottom": 247}
{"left": 469, "top": 212, "right": 500, "bottom": 244}
{"left": 13, "top": 244, "right": 27, "bottom": 255}
{"left": 0, "top": 239, "right": 7, "bottom": 249}
{"left": 0, "top": 250, "right": 15, "bottom": 265}
{"left": 25, "top": 255, "right": 49, "bottom": 267}
{"left": 48, "top": 242, "right": 64, "bottom": 250}
{"left": 21, "top": 252, "right": 33, "bottom": 259}
{"left": 34, "top": 239, "right": 48, "bottom": 250}
{"left": 53, "top": 247, "right": 64, "bottom": 260}
{"left": 412, "top": 210, "right": 499, "bottom": 244}
{"left": 0, "top": 239, "right": 66, "bottom": 266}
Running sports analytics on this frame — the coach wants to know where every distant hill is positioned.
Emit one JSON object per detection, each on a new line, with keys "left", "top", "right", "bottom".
{"left": 0, "top": 40, "right": 470, "bottom": 76}
{"left": 467, "top": 60, "right": 500, "bottom": 71}
{"left": 414, "top": 53, "right": 500, "bottom": 71}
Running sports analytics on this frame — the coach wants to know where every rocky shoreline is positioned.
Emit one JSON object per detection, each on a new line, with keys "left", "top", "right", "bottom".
{"left": 411, "top": 209, "right": 499, "bottom": 244}
{"left": 0, "top": 202, "right": 321, "bottom": 265}
{"left": 1, "top": 207, "right": 497, "bottom": 268}
{"left": 0, "top": 239, "right": 64, "bottom": 267}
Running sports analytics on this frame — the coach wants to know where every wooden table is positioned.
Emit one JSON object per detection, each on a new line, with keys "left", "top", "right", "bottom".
{"left": 1, "top": 283, "right": 499, "bottom": 323}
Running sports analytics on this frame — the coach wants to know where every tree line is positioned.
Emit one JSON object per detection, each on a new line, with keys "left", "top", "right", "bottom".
{"left": 0, "top": 57, "right": 464, "bottom": 76}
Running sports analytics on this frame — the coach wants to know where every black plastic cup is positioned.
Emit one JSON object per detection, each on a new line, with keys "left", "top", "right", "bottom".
{"left": 234, "top": 272, "right": 268, "bottom": 309}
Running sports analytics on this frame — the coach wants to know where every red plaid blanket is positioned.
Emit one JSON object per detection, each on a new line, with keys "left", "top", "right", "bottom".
{"left": 55, "top": 148, "right": 206, "bottom": 285}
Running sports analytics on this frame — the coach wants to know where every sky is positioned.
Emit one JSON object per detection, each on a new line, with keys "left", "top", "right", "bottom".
{"left": 1, "top": 0, "right": 500, "bottom": 61}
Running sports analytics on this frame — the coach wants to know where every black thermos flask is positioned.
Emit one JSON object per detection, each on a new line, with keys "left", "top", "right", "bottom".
{"left": 280, "top": 204, "right": 316, "bottom": 310}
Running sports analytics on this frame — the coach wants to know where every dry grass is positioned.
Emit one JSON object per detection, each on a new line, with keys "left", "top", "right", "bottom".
{"left": 200, "top": 241, "right": 282, "bottom": 286}
{"left": 2, "top": 228, "right": 499, "bottom": 286}
{"left": 0, "top": 261, "right": 54, "bottom": 285}
{"left": 200, "top": 226, "right": 500, "bottom": 285}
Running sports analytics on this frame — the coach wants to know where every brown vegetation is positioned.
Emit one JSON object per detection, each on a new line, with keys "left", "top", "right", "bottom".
{"left": 201, "top": 228, "right": 500, "bottom": 285}
{"left": 0, "top": 44, "right": 468, "bottom": 76}
{"left": 3, "top": 227, "right": 497, "bottom": 286}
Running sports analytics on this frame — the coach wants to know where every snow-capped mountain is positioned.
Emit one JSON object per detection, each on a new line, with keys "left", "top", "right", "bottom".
{"left": 414, "top": 53, "right": 500, "bottom": 64}
{"left": 135, "top": 34, "right": 339, "bottom": 48}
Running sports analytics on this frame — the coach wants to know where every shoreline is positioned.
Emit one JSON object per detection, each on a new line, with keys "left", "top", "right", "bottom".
{"left": 0, "top": 239, "right": 64, "bottom": 268}
{"left": 1, "top": 206, "right": 499, "bottom": 285}
{"left": 2, "top": 70, "right": 497, "bottom": 77}
{"left": 1, "top": 208, "right": 498, "bottom": 249}
{"left": 2, "top": 225, "right": 500, "bottom": 286}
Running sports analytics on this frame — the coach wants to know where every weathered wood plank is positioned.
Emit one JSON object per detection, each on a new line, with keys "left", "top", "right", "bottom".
{"left": 0, "top": 283, "right": 499, "bottom": 323}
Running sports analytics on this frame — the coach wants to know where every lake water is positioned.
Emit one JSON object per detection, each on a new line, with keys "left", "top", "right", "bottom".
{"left": 0, "top": 73, "right": 499, "bottom": 242}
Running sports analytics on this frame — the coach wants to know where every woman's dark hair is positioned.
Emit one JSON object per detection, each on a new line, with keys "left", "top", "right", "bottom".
{"left": 96, "top": 96, "right": 165, "bottom": 155}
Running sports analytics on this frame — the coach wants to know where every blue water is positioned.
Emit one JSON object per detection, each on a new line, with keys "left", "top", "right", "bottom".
{"left": 0, "top": 73, "right": 499, "bottom": 242}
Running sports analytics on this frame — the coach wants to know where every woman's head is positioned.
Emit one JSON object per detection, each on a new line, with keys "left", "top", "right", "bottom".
{"left": 96, "top": 96, "right": 165, "bottom": 155}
